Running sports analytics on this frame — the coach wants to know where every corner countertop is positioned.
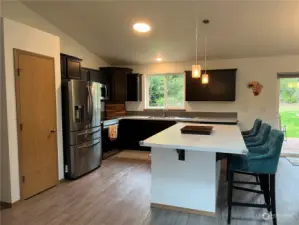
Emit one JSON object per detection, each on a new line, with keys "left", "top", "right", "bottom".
{"left": 118, "top": 115, "right": 238, "bottom": 123}
{"left": 102, "top": 115, "right": 238, "bottom": 126}
{"left": 140, "top": 122, "right": 247, "bottom": 155}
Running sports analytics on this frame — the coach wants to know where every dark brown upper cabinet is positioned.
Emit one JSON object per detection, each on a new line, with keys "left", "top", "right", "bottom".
{"left": 185, "top": 69, "right": 237, "bottom": 101}
{"left": 90, "top": 69, "right": 108, "bottom": 85}
{"left": 81, "top": 67, "right": 90, "bottom": 81}
{"left": 60, "top": 53, "right": 82, "bottom": 80}
{"left": 81, "top": 67, "right": 109, "bottom": 85}
{"left": 127, "top": 73, "right": 142, "bottom": 101}
{"left": 100, "top": 67, "right": 133, "bottom": 103}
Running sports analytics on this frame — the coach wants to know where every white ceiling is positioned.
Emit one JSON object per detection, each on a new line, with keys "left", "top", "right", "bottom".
{"left": 19, "top": 0, "right": 299, "bottom": 65}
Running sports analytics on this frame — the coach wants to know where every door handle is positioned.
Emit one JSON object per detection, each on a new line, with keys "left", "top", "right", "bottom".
{"left": 50, "top": 129, "right": 56, "bottom": 133}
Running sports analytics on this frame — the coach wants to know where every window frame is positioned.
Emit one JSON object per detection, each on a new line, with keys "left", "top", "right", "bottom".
{"left": 145, "top": 73, "right": 186, "bottom": 110}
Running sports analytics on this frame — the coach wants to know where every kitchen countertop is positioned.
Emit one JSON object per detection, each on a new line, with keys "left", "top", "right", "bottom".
{"left": 140, "top": 122, "right": 247, "bottom": 154}
{"left": 103, "top": 115, "right": 238, "bottom": 124}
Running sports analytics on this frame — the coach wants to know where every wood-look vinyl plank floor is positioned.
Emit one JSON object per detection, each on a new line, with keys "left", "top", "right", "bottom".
{"left": 1, "top": 158, "right": 298, "bottom": 225}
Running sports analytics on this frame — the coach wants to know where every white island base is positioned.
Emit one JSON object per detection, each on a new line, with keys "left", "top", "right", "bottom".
{"left": 151, "top": 147, "right": 221, "bottom": 216}
{"left": 141, "top": 123, "right": 247, "bottom": 216}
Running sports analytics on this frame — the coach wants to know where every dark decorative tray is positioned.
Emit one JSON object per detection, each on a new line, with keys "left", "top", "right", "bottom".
{"left": 180, "top": 125, "right": 213, "bottom": 135}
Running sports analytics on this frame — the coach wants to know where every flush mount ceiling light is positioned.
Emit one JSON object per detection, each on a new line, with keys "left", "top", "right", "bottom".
{"left": 156, "top": 57, "right": 162, "bottom": 62}
{"left": 133, "top": 22, "right": 151, "bottom": 33}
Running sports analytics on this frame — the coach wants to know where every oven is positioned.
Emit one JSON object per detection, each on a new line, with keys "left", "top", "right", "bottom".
{"left": 102, "top": 119, "right": 121, "bottom": 159}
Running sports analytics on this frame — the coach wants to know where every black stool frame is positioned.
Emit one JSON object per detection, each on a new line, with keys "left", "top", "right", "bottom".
{"left": 227, "top": 171, "right": 277, "bottom": 225}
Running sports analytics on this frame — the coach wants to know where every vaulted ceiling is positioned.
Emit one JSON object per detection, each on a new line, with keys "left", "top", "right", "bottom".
{"left": 19, "top": 0, "right": 299, "bottom": 65}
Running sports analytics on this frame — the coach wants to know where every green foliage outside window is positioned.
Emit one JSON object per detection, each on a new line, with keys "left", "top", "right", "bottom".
{"left": 148, "top": 74, "right": 184, "bottom": 108}
{"left": 280, "top": 78, "right": 299, "bottom": 103}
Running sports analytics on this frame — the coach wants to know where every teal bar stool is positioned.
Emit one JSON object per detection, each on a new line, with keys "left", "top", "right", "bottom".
{"left": 227, "top": 123, "right": 270, "bottom": 183}
{"left": 241, "top": 123, "right": 271, "bottom": 184}
{"left": 242, "top": 119, "right": 262, "bottom": 138}
{"left": 227, "top": 129, "right": 284, "bottom": 225}
{"left": 245, "top": 123, "right": 271, "bottom": 149}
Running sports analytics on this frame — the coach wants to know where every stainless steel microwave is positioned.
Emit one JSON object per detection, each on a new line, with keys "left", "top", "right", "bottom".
{"left": 99, "top": 83, "right": 109, "bottom": 100}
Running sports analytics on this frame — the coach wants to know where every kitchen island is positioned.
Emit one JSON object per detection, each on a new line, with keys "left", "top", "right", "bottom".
{"left": 140, "top": 123, "right": 248, "bottom": 216}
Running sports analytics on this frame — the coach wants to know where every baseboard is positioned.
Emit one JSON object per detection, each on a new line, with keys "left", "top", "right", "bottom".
{"left": 59, "top": 178, "right": 66, "bottom": 184}
{"left": 0, "top": 200, "right": 21, "bottom": 209}
{"left": 281, "top": 153, "right": 299, "bottom": 158}
{"left": 151, "top": 203, "right": 216, "bottom": 217}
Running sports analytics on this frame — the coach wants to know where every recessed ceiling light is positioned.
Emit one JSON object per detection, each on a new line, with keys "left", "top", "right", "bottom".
{"left": 156, "top": 57, "right": 162, "bottom": 62}
{"left": 133, "top": 23, "right": 151, "bottom": 33}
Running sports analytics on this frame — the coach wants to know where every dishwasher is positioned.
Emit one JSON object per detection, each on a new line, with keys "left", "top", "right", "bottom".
{"left": 102, "top": 119, "right": 121, "bottom": 160}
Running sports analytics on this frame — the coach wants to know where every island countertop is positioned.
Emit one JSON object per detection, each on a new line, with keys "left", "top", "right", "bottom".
{"left": 140, "top": 122, "right": 248, "bottom": 155}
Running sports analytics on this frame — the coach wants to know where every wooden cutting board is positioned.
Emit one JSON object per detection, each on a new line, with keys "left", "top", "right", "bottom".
{"left": 180, "top": 125, "right": 213, "bottom": 135}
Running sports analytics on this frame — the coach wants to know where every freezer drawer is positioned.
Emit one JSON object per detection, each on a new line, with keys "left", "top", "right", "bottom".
{"left": 69, "top": 127, "right": 101, "bottom": 146}
{"left": 67, "top": 138, "right": 102, "bottom": 179}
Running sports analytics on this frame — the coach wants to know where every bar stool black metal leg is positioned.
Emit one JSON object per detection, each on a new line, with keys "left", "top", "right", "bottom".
{"left": 226, "top": 155, "right": 231, "bottom": 182}
{"left": 259, "top": 174, "right": 271, "bottom": 212}
{"left": 255, "top": 175, "right": 259, "bottom": 184}
{"left": 270, "top": 174, "right": 277, "bottom": 225}
{"left": 227, "top": 171, "right": 234, "bottom": 224}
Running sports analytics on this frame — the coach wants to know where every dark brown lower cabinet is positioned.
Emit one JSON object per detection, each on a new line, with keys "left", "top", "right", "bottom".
{"left": 118, "top": 119, "right": 176, "bottom": 151}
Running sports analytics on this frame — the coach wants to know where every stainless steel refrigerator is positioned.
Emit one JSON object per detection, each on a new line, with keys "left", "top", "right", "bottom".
{"left": 61, "top": 80, "right": 103, "bottom": 179}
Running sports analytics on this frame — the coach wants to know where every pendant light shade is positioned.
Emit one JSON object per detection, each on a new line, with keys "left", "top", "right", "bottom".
{"left": 202, "top": 19, "right": 209, "bottom": 84}
{"left": 202, "top": 73, "right": 209, "bottom": 84}
{"left": 192, "top": 14, "right": 201, "bottom": 79}
{"left": 192, "top": 64, "right": 201, "bottom": 78}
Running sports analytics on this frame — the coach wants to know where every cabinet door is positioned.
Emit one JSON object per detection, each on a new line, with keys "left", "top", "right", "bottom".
{"left": 185, "top": 70, "right": 202, "bottom": 101}
{"left": 81, "top": 68, "right": 90, "bottom": 81}
{"left": 127, "top": 74, "right": 142, "bottom": 101}
{"left": 89, "top": 69, "right": 109, "bottom": 84}
{"left": 100, "top": 67, "right": 132, "bottom": 103}
{"left": 89, "top": 69, "right": 99, "bottom": 83}
{"left": 60, "top": 56, "right": 67, "bottom": 79}
{"left": 112, "top": 70, "right": 127, "bottom": 102}
{"left": 67, "top": 58, "right": 81, "bottom": 80}
{"left": 118, "top": 119, "right": 176, "bottom": 151}
{"left": 98, "top": 71, "right": 109, "bottom": 85}
{"left": 118, "top": 119, "right": 136, "bottom": 149}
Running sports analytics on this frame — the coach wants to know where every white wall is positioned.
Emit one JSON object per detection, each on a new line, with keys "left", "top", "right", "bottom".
{"left": 2, "top": 18, "right": 62, "bottom": 203}
{"left": 125, "top": 55, "right": 299, "bottom": 129}
{"left": 3, "top": 1, "right": 108, "bottom": 69}
{"left": 1, "top": 2, "right": 12, "bottom": 203}
{"left": 1, "top": 0, "right": 109, "bottom": 203}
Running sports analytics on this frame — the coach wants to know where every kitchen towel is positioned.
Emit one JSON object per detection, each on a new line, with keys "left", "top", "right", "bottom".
{"left": 108, "top": 124, "right": 118, "bottom": 141}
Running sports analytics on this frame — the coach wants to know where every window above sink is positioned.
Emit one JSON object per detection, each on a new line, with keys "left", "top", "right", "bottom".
{"left": 144, "top": 73, "right": 185, "bottom": 110}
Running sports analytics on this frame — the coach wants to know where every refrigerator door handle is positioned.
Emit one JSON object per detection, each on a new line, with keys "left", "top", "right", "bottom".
{"left": 78, "top": 140, "right": 101, "bottom": 149}
{"left": 77, "top": 128, "right": 101, "bottom": 136}
{"left": 86, "top": 85, "right": 90, "bottom": 121}
{"left": 89, "top": 84, "right": 94, "bottom": 123}
{"left": 87, "top": 84, "right": 92, "bottom": 123}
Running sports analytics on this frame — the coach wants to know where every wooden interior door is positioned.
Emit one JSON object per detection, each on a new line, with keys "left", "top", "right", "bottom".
{"left": 14, "top": 49, "right": 58, "bottom": 199}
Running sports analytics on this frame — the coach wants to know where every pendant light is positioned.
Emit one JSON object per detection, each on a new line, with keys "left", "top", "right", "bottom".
{"left": 192, "top": 15, "right": 201, "bottom": 78}
{"left": 202, "top": 19, "right": 209, "bottom": 84}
